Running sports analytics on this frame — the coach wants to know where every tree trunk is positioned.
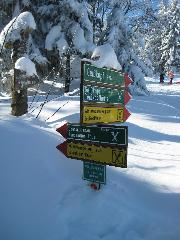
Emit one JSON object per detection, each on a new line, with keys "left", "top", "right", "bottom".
{"left": 11, "top": 31, "right": 29, "bottom": 116}
{"left": 65, "top": 54, "right": 71, "bottom": 93}
{"left": 11, "top": 88, "right": 28, "bottom": 116}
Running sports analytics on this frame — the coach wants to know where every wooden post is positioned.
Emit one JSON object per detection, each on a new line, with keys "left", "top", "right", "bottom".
{"left": 11, "top": 30, "right": 29, "bottom": 116}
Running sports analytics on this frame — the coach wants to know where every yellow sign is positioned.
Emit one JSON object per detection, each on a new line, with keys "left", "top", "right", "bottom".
{"left": 67, "top": 141, "right": 127, "bottom": 167}
{"left": 83, "top": 106, "right": 124, "bottom": 124}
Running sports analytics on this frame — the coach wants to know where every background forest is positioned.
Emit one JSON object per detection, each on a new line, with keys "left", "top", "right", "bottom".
{"left": 0, "top": 0, "right": 179, "bottom": 96}
{"left": 0, "top": 2, "right": 180, "bottom": 239}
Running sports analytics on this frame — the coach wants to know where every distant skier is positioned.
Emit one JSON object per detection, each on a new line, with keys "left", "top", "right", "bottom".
{"left": 168, "top": 70, "right": 174, "bottom": 84}
{"left": 159, "top": 70, "right": 165, "bottom": 83}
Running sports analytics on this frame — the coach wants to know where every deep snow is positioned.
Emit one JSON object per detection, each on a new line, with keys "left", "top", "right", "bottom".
{"left": 0, "top": 76, "right": 180, "bottom": 240}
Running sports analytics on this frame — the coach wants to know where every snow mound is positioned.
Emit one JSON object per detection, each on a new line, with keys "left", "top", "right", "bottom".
{"left": 0, "top": 11, "right": 36, "bottom": 49}
{"left": 15, "top": 56, "right": 38, "bottom": 77}
{"left": 91, "top": 44, "right": 122, "bottom": 71}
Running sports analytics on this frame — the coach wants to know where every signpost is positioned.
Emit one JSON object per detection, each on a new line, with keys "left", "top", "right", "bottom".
{"left": 56, "top": 123, "right": 128, "bottom": 146}
{"left": 56, "top": 61, "right": 132, "bottom": 190}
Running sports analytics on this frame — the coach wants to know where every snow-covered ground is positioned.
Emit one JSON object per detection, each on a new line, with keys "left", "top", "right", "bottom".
{"left": 0, "top": 76, "right": 180, "bottom": 240}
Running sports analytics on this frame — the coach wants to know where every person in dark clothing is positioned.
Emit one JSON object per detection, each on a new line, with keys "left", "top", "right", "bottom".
{"left": 159, "top": 70, "right": 165, "bottom": 83}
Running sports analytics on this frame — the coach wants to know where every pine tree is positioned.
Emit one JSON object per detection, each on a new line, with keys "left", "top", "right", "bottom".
{"left": 146, "top": 0, "right": 180, "bottom": 73}
{"left": 0, "top": 10, "right": 37, "bottom": 116}
{"left": 160, "top": 0, "right": 180, "bottom": 71}
{"left": 105, "top": 0, "right": 151, "bottom": 95}
{"left": 87, "top": 0, "right": 109, "bottom": 44}
{"left": 31, "top": 0, "right": 94, "bottom": 91}
{"left": 145, "top": 2, "right": 166, "bottom": 73}
{"left": 1, "top": 0, "right": 95, "bottom": 93}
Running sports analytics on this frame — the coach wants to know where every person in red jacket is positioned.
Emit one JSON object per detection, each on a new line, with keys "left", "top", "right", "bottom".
{"left": 168, "top": 70, "right": 174, "bottom": 84}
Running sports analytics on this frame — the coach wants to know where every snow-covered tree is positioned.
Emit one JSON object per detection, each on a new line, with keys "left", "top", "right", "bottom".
{"left": 160, "top": 0, "right": 180, "bottom": 71}
{"left": 145, "top": 0, "right": 180, "bottom": 73}
{"left": 145, "top": 2, "right": 166, "bottom": 73}
{"left": 0, "top": 11, "right": 38, "bottom": 116}
{"left": 87, "top": 0, "right": 109, "bottom": 44}
{"left": 105, "top": 0, "right": 152, "bottom": 95}
{"left": 28, "top": 0, "right": 94, "bottom": 91}
{"left": 43, "top": 0, "right": 94, "bottom": 56}
{"left": 0, "top": 0, "right": 15, "bottom": 31}
{"left": 0, "top": 0, "right": 95, "bottom": 92}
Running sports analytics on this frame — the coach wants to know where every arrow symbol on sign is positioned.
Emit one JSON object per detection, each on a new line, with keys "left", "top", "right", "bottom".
{"left": 124, "top": 73, "right": 133, "bottom": 88}
{"left": 56, "top": 122, "right": 68, "bottom": 139}
{"left": 56, "top": 141, "right": 67, "bottom": 156}
{"left": 123, "top": 107, "right": 131, "bottom": 122}
{"left": 124, "top": 91, "right": 132, "bottom": 105}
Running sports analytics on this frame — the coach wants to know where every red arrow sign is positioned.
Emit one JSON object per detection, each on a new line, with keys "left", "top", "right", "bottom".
{"left": 124, "top": 91, "right": 132, "bottom": 105}
{"left": 123, "top": 107, "right": 131, "bottom": 122}
{"left": 124, "top": 73, "right": 133, "bottom": 88}
{"left": 56, "top": 123, "right": 68, "bottom": 139}
{"left": 56, "top": 141, "right": 67, "bottom": 156}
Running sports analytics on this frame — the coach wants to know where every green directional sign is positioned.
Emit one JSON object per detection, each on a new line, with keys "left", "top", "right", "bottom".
{"left": 83, "top": 63, "right": 124, "bottom": 86}
{"left": 83, "top": 85, "right": 125, "bottom": 104}
{"left": 67, "top": 123, "right": 128, "bottom": 146}
{"left": 83, "top": 162, "right": 106, "bottom": 184}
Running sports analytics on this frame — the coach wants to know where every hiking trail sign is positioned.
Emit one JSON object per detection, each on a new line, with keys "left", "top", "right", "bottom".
{"left": 56, "top": 123, "right": 128, "bottom": 146}
{"left": 82, "top": 105, "right": 130, "bottom": 124}
{"left": 56, "top": 123, "right": 128, "bottom": 168}
{"left": 83, "top": 63, "right": 132, "bottom": 87}
{"left": 83, "top": 85, "right": 131, "bottom": 105}
{"left": 56, "top": 61, "right": 132, "bottom": 189}
{"left": 80, "top": 62, "right": 132, "bottom": 124}
{"left": 83, "top": 161, "right": 106, "bottom": 184}
{"left": 56, "top": 141, "right": 127, "bottom": 168}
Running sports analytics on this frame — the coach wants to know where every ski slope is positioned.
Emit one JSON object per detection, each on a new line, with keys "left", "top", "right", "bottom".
{"left": 0, "top": 77, "right": 180, "bottom": 240}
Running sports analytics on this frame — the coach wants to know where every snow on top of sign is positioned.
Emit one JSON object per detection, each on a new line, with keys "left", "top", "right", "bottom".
{"left": 91, "top": 44, "right": 122, "bottom": 71}
{"left": 0, "top": 11, "right": 36, "bottom": 49}
{"left": 15, "top": 56, "right": 38, "bottom": 77}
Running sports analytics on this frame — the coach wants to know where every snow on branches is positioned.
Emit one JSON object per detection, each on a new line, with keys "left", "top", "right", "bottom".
{"left": 0, "top": 11, "right": 36, "bottom": 51}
